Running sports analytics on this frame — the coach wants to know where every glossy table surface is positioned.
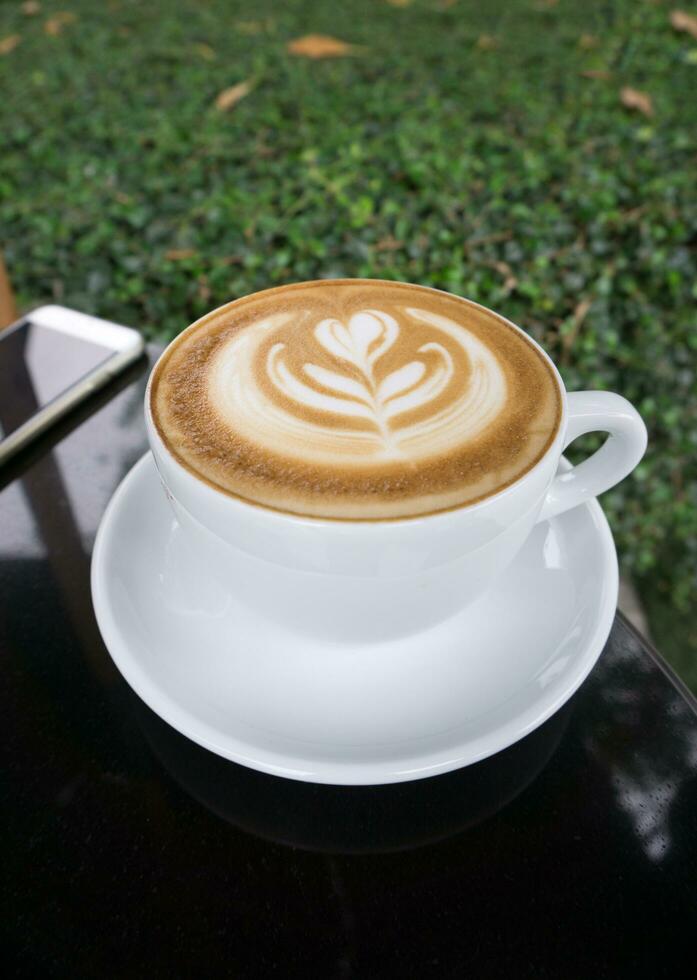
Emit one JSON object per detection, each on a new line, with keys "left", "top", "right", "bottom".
{"left": 1, "top": 350, "right": 696, "bottom": 978}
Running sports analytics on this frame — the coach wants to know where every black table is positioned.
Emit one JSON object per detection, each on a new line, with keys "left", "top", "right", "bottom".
{"left": 2, "top": 350, "right": 696, "bottom": 978}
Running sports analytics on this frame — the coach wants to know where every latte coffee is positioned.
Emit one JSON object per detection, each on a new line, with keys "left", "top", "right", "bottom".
{"left": 150, "top": 280, "right": 562, "bottom": 519}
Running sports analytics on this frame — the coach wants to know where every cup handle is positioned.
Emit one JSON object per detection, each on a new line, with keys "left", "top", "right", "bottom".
{"left": 536, "top": 391, "right": 647, "bottom": 524}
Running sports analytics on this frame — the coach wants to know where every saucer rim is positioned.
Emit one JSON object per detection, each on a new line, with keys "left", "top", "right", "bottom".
{"left": 91, "top": 452, "right": 618, "bottom": 785}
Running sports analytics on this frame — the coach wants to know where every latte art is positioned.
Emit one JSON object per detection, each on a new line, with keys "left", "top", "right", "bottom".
{"left": 151, "top": 281, "right": 562, "bottom": 518}
{"left": 209, "top": 306, "right": 507, "bottom": 466}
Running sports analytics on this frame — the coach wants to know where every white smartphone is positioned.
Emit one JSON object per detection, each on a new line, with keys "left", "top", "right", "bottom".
{"left": 0, "top": 304, "right": 145, "bottom": 464}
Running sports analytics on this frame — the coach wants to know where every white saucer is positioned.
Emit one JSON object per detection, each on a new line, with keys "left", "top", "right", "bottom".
{"left": 91, "top": 453, "right": 618, "bottom": 785}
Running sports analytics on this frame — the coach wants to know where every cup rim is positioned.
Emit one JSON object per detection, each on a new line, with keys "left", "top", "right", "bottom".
{"left": 146, "top": 279, "right": 567, "bottom": 528}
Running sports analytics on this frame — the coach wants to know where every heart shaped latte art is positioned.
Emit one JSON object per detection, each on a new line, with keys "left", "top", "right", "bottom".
{"left": 208, "top": 306, "right": 507, "bottom": 465}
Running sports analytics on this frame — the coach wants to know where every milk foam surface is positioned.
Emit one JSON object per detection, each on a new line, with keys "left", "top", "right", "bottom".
{"left": 150, "top": 280, "right": 562, "bottom": 518}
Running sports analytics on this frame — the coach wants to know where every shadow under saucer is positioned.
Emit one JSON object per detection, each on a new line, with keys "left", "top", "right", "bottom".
{"left": 129, "top": 690, "right": 574, "bottom": 854}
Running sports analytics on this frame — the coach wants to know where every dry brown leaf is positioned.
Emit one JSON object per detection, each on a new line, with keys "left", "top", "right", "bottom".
{"left": 580, "top": 68, "right": 612, "bottom": 79}
{"left": 578, "top": 34, "right": 598, "bottom": 49}
{"left": 44, "top": 11, "right": 77, "bottom": 36}
{"left": 476, "top": 34, "right": 499, "bottom": 50}
{"left": 194, "top": 42, "right": 216, "bottom": 61}
{"left": 479, "top": 258, "right": 517, "bottom": 295}
{"left": 0, "top": 35, "right": 21, "bottom": 55}
{"left": 670, "top": 9, "right": 697, "bottom": 39}
{"left": 620, "top": 86, "right": 653, "bottom": 117}
{"left": 22, "top": 1, "right": 41, "bottom": 14}
{"left": 619, "top": 205, "right": 646, "bottom": 223}
{"left": 287, "top": 34, "right": 358, "bottom": 59}
{"left": 571, "top": 297, "right": 592, "bottom": 328}
{"left": 491, "top": 260, "right": 517, "bottom": 295}
{"left": 385, "top": 0, "right": 411, "bottom": 6}
{"left": 214, "top": 80, "right": 252, "bottom": 111}
{"left": 375, "top": 236, "right": 404, "bottom": 252}
{"left": 463, "top": 230, "right": 513, "bottom": 251}
{"left": 560, "top": 298, "right": 593, "bottom": 363}
{"left": 165, "top": 249, "right": 196, "bottom": 261}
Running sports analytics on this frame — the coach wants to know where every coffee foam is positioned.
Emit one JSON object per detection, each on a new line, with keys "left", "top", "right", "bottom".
{"left": 150, "top": 280, "right": 562, "bottom": 519}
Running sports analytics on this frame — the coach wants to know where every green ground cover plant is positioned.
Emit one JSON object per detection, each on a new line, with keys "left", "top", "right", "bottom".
{"left": 1, "top": 0, "right": 696, "bottom": 680}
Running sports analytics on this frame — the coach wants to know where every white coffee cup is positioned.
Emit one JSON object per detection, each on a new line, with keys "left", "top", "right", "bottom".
{"left": 145, "top": 305, "right": 646, "bottom": 643}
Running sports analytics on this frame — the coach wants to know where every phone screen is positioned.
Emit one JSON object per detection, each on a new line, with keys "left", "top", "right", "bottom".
{"left": 0, "top": 320, "right": 114, "bottom": 439}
